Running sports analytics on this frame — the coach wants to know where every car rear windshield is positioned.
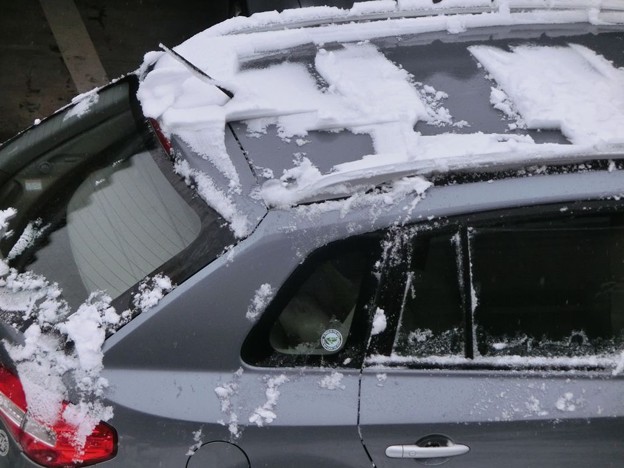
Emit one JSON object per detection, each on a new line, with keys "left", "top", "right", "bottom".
{"left": 0, "top": 77, "right": 234, "bottom": 321}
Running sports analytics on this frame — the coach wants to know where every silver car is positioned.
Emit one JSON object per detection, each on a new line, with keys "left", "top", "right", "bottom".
{"left": 0, "top": 2, "right": 622, "bottom": 467}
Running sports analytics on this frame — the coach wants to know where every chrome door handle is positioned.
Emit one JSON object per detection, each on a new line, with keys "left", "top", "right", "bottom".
{"left": 385, "top": 443, "right": 470, "bottom": 459}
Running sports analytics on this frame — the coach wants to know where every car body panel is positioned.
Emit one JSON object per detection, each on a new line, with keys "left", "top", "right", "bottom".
{"left": 170, "top": 129, "right": 267, "bottom": 229}
{"left": 360, "top": 360, "right": 624, "bottom": 467}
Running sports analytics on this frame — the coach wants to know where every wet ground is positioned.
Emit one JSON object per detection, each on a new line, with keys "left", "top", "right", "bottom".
{"left": 0, "top": 0, "right": 234, "bottom": 143}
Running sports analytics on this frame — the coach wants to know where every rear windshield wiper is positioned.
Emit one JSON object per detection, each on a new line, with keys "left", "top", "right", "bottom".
{"left": 159, "top": 43, "right": 234, "bottom": 100}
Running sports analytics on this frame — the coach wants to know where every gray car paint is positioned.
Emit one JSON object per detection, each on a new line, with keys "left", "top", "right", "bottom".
{"left": 360, "top": 369, "right": 624, "bottom": 467}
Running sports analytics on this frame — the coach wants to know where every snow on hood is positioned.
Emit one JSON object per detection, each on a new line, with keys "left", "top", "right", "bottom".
{"left": 137, "top": 2, "right": 624, "bottom": 211}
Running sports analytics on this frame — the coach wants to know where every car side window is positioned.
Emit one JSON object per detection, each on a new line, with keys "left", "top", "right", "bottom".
{"left": 270, "top": 250, "right": 365, "bottom": 355}
{"left": 471, "top": 215, "right": 624, "bottom": 358}
{"left": 392, "top": 232, "right": 465, "bottom": 358}
{"left": 378, "top": 207, "right": 624, "bottom": 370}
{"left": 242, "top": 238, "right": 381, "bottom": 367}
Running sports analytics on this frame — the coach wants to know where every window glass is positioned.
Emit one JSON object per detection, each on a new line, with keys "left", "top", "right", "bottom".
{"left": 471, "top": 216, "right": 624, "bottom": 358}
{"left": 270, "top": 250, "right": 367, "bottom": 355}
{"left": 0, "top": 78, "right": 234, "bottom": 316}
{"left": 392, "top": 233, "right": 464, "bottom": 357}
{"left": 65, "top": 151, "right": 201, "bottom": 299}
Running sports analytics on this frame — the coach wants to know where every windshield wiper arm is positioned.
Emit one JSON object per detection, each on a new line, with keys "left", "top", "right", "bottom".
{"left": 159, "top": 43, "right": 234, "bottom": 100}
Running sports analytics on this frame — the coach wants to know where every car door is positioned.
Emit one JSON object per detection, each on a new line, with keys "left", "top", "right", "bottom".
{"left": 359, "top": 202, "right": 624, "bottom": 467}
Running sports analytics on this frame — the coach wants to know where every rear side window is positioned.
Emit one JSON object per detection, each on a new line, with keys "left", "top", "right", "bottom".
{"left": 243, "top": 239, "right": 381, "bottom": 367}
{"left": 270, "top": 250, "right": 366, "bottom": 355}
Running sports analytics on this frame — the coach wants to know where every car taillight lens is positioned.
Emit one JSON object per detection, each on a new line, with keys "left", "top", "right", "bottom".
{"left": 0, "top": 366, "right": 117, "bottom": 467}
{"left": 148, "top": 118, "right": 173, "bottom": 155}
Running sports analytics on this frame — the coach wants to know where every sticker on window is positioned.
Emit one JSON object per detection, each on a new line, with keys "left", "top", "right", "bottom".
{"left": 321, "top": 329, "right": 343, "bottom": 352}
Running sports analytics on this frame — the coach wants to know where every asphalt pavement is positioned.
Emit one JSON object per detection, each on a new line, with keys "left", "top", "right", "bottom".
{"left": 0, "top": 0, "right": 232, "bottom": 143}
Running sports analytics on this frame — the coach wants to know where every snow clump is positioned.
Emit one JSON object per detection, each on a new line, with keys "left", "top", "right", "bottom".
{"left": 246, "top": 283, "right": 274, "bottom": 321}
{"left": 319, "top": 371, "right": 346, "bottom": 390}
{"left": 132, "top": 274, "right": 174, "bottom": 312}
{"left": 470, "top": 43, "right": 624, "bottom": 145}
{"left": 215, "top": 368, "right": 244, "bottom": 438}
{"left": 4, "top": 287, "right": 119, "bottom": 449}
{"left": 249, "top": 374, "right": 288, "bottom": 427}
{"left": 371, "top": 307, "right": 387, "bottom": 335}
{"left": 186, "top": 428, "right": 205, "bottom": 456}
{"left": 0, "top": 209, "right": 123, "bottom": 450}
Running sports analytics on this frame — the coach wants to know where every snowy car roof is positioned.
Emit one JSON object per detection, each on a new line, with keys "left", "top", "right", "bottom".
{"left": 137, "top": 1, "right": 624, "bottom": 226}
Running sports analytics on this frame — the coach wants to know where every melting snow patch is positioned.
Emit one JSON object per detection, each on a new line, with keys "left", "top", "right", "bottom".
{"left": 215, "top": 368, "right": 243, "bottom": 438}
{"left": 186, "top": 428, "right": 204, "bottom": 456}
{"left": 319, "top": 371, "right": 346, "bottom": 390}
{"left": 376, "top": 373, "right": 387, "bottom": 387}
{"left": 246, "top": 283, "right": 274, "bottom": 321}
{"left": 524, "top": 396, "right": 548, "bottom": 417}
{"left": 555, "top": 392, "right": 581, "bottom": 412}
{"left": 249, "top": 374, "right": 288, "bottom": 427}
{"left": 175, "top": 159, "right": 250, "bottom": 238}
{"left": 371, "top": 308, "right": 387, "bottom": 335}
{"left": 470, "top": 43, "right": 624, "bottom": 145}
{"left": 132, "top": 274, "right": 174, "bottom": 312}
{"left": 64, "top": 89, "right": 100, "bottom": 121}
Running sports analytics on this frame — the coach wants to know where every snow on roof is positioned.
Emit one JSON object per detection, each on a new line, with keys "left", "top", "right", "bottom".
{"left": 137, "top": 2, "right": 624, "bottom": 219}
{"left": 206, "top": 0, "right": 624, "bottom": 36}
{"left": 470, "top": 43, "right": 624, "bottom": 145}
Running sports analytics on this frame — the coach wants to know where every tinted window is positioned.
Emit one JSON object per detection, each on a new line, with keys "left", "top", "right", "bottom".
{"left": 243, "top": 239, "right": 380, "bottom": 367}
{"left": 471, "top": 216, "right": 624, "bottom": 358}
{"left": 376, "top": 208, "right": 624, "bottom": 369}
{"left": 270, "top": 250, "right": 365, "bottom": 355}
{"left": 393, "top": 233, "right": 464, "bottom": 357}
{"left": 0, "top": 78, "right": 234, "bottom": 317}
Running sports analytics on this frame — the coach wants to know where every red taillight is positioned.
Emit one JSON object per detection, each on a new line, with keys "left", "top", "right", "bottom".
{"left": 148, "top": 118, "right": 173, "bottom": 155}
{"left": 0, "top": 367, "right": 117, "bottom": 467}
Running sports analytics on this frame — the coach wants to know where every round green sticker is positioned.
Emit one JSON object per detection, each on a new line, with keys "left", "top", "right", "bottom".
{"left": 321, "top": 329, "right": 343, "bottom": 352}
